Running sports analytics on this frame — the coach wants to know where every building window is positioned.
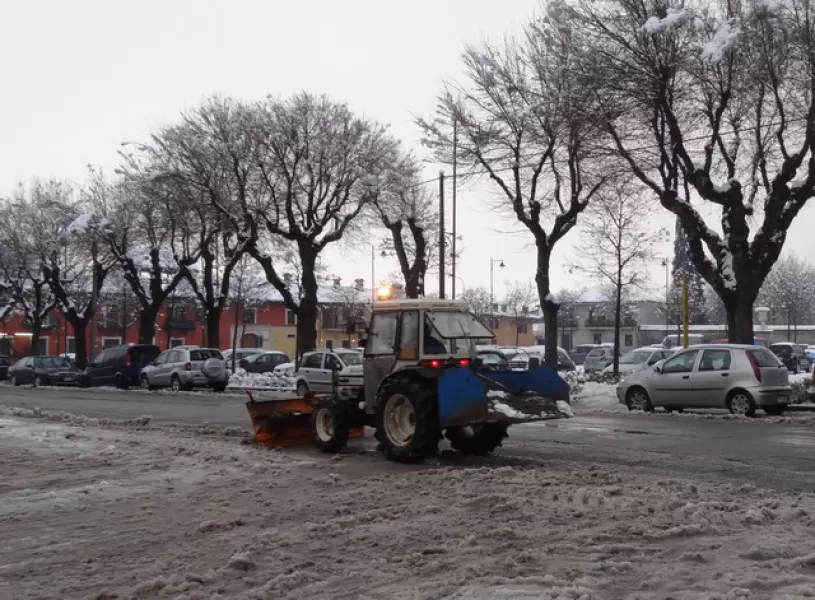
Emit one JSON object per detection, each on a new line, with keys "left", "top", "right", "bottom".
{"left": 286, "top": 309, "right": 296, "bottom": 325}
{"left": 325, "top": 339, "right": 333, "bottom": 350}
{"left": 102, "top": 337, "right": 122, "bottom": 349}
{"left": 171, "top": 305, "right": 186, "bottom": 320}
{"left": 37, "top": 337, "right": 48, "bottom": 355}
{"left": 66, "top": 337, "right": 76, "bottom": 354}
{"left": 593, "top": 333, "right": 602, "bottom": 344}
{"left": 243, "top": 308, "right": 256, "bottom": 324}
{"left": 517, "top": 322, "right": 528, "bottom": 334}
{"left": 169, "top": 338, "right": 185, "bottom": 348}
{"left": 624, "top": 334, "right": 634, "bottom": 347}
{"left": 322, "top": 307, "right": 338, "bottom": 330}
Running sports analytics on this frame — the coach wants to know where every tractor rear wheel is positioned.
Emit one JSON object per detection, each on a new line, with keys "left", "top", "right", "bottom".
{"left": 445, "top": 423, "right": 509, "bottom": 456}
{"left": 312, "top": 397, "right": 351, "bottom": 453}
{"left": 375, "top": 377, "right": 439, "bottom": 463}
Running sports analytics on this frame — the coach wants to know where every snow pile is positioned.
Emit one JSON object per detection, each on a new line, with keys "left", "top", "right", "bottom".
{"left": 490, "top": 400, "right": 527, "bottom": 419}
{"left": 228, "top": 368, "right": 295, "bottom": 391}
{"left": 642, "top": 8, "right": 689, "bottom": 33}
{"left": 702, "top": 21, "right": 741, "bottom": 62}
{"left": 5, "top": 415, "right": 815, "bottom": 598}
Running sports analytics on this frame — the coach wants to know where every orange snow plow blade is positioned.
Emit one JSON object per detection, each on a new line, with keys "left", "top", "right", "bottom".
{"left": 245, "top": 390, "right": 363, "bottom": 448}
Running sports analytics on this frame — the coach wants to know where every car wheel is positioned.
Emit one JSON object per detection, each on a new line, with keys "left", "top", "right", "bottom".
{"left": 171, "top": 375, "right": 181, "bottom": 393}
{"left": 10, "top": 375, "right": 18, "bottom": 387}
{"left": 626, "top": 387, "right": 653, "bottom": 412}
{"left": 33, "top": 375, "right": 42, "bottom": 388}
{"left": 727, "top": 390, "right": 756, "bottom": 417}
{"left": 140, "top": 375, "right": 154, "bottom": 391}
{"left": 296, "top": 381, "right": 309, "bottom": 397}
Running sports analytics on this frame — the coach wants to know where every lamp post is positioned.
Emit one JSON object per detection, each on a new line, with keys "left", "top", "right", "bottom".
{"left": 371, "top": 243, "right": 388, "bottom": 303}
{"left": 662, "top": 258, "right": 670, "bottom": 336}
{"left": 449, "top": 274, "right": 465, "bottom": 295}
{"left": 489, "top": 258, "right": 505, "bottom": 323}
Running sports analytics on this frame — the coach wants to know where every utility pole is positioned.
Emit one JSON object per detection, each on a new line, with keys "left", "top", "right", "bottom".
{"left": 451, "top": 119, "right": 457, "bottom": 299}
{"left": 681, "top": 275, "right": 689, "bottom": 348}
{"left": 439, "top": 171, "right": 446, "bottom": 299}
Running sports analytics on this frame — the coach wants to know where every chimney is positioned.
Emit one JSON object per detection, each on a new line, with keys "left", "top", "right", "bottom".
{"left": 333, "top": 277, "right": 341, "bottom": 288}
{"left": 354, "top": 278, "right": 364, "bottom": 292}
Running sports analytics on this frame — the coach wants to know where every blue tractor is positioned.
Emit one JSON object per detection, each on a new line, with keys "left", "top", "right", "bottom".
{"left": 311, "top": 299, "right": 572, "bottom": 462}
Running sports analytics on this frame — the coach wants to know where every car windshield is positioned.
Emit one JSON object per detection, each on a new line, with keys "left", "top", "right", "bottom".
{"left": 39, "top": 357, "right": 70, "bottom": 369}
{"left": 336, "top": 351, "right": 362, "bottom": 366}
{"left": 426, "top": 311, "right": 493, "bottom": 339}
{"left": 620, "top": 351, "right": 652, "bottom": 364}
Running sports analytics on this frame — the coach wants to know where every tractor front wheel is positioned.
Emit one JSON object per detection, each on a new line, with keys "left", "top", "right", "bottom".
{"left": 445, "top": 423, "right": 509, "bottom": 456}
{"left": 312, "top": 397, "right": 351, "bottom": 453}
{"left": 375, "top": 378, "right": 439, "bottom": 463}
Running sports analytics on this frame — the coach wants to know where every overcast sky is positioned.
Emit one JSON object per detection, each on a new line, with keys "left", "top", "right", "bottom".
{"left": 2, "top": 0, "right": 813, "bottom": 302}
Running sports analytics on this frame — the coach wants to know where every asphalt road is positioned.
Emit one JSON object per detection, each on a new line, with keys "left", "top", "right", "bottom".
{"left": 3, "top": 384, "right": 815, "bottom": 493}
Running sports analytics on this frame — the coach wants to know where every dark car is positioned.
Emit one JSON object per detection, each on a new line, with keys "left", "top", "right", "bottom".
{"left": 239, "top": 351, "right": 291, "bottom": 374}
{"left": 770, "top": 342, "right": 811, "bottom": 373}
{"left": 8, "top": 355, "right": 83, "bottom": 387}
{"left": 82, "top": 344, "right": 161, "bottom": 389}
{"left": 0, "top": 355, "right": 9, "bottom": 380}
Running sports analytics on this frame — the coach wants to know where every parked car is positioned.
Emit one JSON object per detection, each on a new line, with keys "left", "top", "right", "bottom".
{"left": 770, "top": 342, "right": 811, "bottom": 374}
{"left": 662, "top": 334, "right": 705, "bottom": 349}
{"left": 522, "top": 345, "right": 576, "bottom": 372}
{"left": 583, "top": 344, "right": 617, "bottom": 373}
{"left": 0, "top": 355, "right": 9, "bottom": 380}
{"left": 8, "top": 355, "right": 83, "bottom": 387}
{"left": 617, "top": 344, "right": 790, "bottom": 416}
{"left": 274, "top": 361, "right": 296, "bottom": 377}
{"left": 602, "top": 347, "right": 676, "bottom": 376}
{"left": 294, "top": 349, "right": 363, "bottom": 396}
{"left": 568, "top": 344, "right": 600, "bottom": 366}
{"left": 806, "top": 345, "right": 815, "bottom": 361}
{"left": 239, "top": 351, "right": 291, "bottom": 374}
{"left": 82, "top": 344, "right": 160, "bottom": 388}
{"left": 222, "top": 348, "right": 264, "bottom": 371}
{"left": 140, "top": 347, "right": 228, "bottom": 392}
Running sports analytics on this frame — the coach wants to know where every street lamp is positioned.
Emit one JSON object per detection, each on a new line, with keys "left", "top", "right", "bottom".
{"left": 449, "top": 274, "right": 465, "bottom": 295}
{"left": 371, "top": 243, "right": 388, "bottom": 303}
{"left": 490, "top": 258, "right": 505, "bottom": 322}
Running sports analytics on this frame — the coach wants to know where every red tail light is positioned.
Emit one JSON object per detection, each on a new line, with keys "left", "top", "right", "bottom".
{"left": 125, "top": 355, "right": 131, "bottom": 367}
{"left": 746, "top": 352, "right": 762, "bottom": 382}
{"left": 184, "top": 362, "right": 192, "bottom": 371}
{"left": 458, "top": 359, "right": 470, "bottom": 367}
{"left": 420, "top": 359, "right": 442, "bottom": 368}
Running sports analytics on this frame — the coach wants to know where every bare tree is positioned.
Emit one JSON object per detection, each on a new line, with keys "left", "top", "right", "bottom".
{"left": 459, "top": 286, "right": 493, "bottom": 323}
{"left": 572, "top": 186, "right": 666, "bottom": 375}
{"left": 227, "top": 254, "right": 270, "bottom": 370}
{"left": 502, "top": 282, "right": 538, "bottom": 345}
{"left": 572, "top": 0, "right": 815, "bottom": 343}
{"left": 0, "top": 181, "right": 63, "bottom": 355}
{"left": 759, "top": 255, "right": 815, "bottom": 341}
{"left": 321, "top": 282, "right": 368, "bottom": 346}
{"left": 419, "top": 7, "right": 607, "bottom": 367}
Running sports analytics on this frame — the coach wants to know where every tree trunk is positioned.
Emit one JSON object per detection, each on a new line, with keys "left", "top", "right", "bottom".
{"left": 29, "top": 323, "right": 41, "bottom": 356}
{"left": 613, "top": 280, "right": 622, "bottom": 376}
{"left": 138, "top": 308, "right": 157, "bottom": 345}
{"left": 534, "top": 245, "right": 558, "bottom": 369}
{"left": 726, "top": 297, "right": 755, "bottom": 344}
{"left": 73, "top": 321, "right": 89, "bottom": 370}
{"left": 296, "top": 249, "right": 320, "bottom": 358}
{"left": 206, "top": 308, "right": 221, "bottom": 350}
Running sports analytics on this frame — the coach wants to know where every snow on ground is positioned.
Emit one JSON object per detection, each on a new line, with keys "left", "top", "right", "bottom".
{"left": 228, "top": 368, "right": 295, "bottom": 391}
{"left": 4, "top": 410, "right": 815, "bottom": 598}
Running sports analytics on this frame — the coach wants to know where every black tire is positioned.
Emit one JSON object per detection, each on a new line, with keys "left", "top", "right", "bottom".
{"left": 764, "top": 405, "right": 787, "bottom": 416}
{"left": 445, "top": 423, "right": 509, "bottom": 456}
{"left": 211, "top": 383, "right": 227, "bottom": 393}
{"left": 626, "top": 387, "right": 654, "bottom": 412}
{"left": 312, "top": 397, "right": 351, "bottom": 453}
{"left": 114, "top": 374, "right": 128, "bottom": 390}
{"left": 33, "top": 375, "right": 44, "bottom": 388}
{"left": 375, "top": 377, "right": 439, "bottom": 463}
{"left": 727, "top": 390, "right": 756, "bottom": 417}
{"left": 10, "top": 374, "right": 19, "bottom": 387}
{"left": 171, "top": 375, "right": 182, "bottom": 393}
{"left": 296, "top": 381, "right": 309, "bottom": 397}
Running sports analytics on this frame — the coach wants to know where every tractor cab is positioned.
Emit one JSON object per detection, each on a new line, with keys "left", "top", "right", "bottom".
{"left": 361, "top": 299, "right": 492, "bottom": 414}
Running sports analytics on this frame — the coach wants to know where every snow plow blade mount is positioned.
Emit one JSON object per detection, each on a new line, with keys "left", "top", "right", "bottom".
{"left": 437, "top": 366, "right": 572, "bottom": 429}
{"left": 245, "top": 390, "right": 363, "bottom": 448}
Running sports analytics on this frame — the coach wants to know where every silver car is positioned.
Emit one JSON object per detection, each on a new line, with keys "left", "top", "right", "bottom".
{"left": 295, "top": 349, "right": 363, "bottom": 396}
{"left": 603, "top": 347, "right": 676, "bottom": 376}
{"left": 140, "top": 346, "right": 228, "bottom": 392}
{"left": 617, "top": 344, "right": 791, "bottom": 416}
{"left": 583, "top": 344, "right": 616, "bottom": 373}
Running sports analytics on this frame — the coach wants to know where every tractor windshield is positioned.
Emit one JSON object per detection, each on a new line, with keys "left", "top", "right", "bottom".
{"left": 426, "top": 311, "right": 493, "bottom": 339}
